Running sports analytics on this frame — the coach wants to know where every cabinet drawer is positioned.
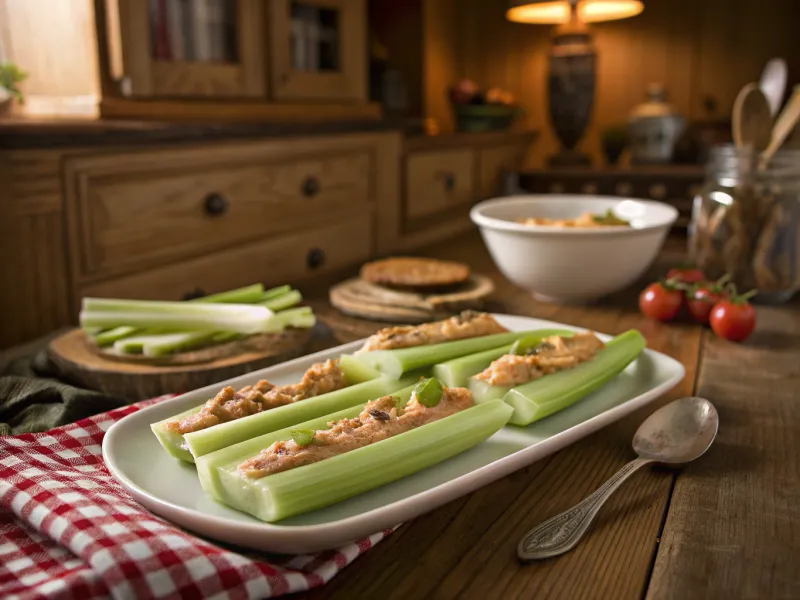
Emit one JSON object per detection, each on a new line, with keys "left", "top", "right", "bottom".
{"left": 404, "top": 149, "right": 475, "bottom": 219}
{"left": 477, "top": 144, "right": 529, "bottom": 199}
{"left": 66, "top": 147, "right": 370, "bottom": 279}
{"left": 79, "top": 217, "right": 373, "bottom": 302}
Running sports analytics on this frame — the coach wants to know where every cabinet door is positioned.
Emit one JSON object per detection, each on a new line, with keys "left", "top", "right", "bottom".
{"left": 268, "top": 0, "right": 366, "bottom": 101}
{"left": 114, "top": 0, "right": 265, "bottom": 97}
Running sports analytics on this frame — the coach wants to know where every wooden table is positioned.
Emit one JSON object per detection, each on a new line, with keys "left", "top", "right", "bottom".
{"left": 294, "top": 231, "right": 800, "bottom": 600}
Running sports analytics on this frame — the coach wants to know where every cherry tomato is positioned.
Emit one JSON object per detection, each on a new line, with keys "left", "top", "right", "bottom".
{"left": 639, "top": 282, "right": 684, "bottom": 322}
{"left": 709, "top": 298, "right": 756, "bottom": 342}
{"left": 686, "top": 285, "right": 724, "bottom": 324}
{"left": 667, "top": 267, "right": 705, "bottom": 284}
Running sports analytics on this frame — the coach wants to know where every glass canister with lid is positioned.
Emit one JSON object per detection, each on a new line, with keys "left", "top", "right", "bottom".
{"left": 688, "top": 144, "right": 800, "bottom": 304}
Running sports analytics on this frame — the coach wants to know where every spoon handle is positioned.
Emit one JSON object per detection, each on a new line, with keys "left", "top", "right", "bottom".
{"left": 517, "top": 457, "right": 654, "bottom": 561}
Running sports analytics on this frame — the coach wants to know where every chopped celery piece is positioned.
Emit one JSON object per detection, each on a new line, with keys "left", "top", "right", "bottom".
{"left": 432, "top": 329, "right": 574, "bottom": 388}
{"left": 508, "top": 334, "right": 565, "bottom": 356}
{"left": 176, "top": 376, "right": 418, "bottom": 461}
{"left": 355, "top": 330, "right": 550, "bottom": 379}
{"left": 413, "top": 378, "right": 443, "bottom": 407}
{"left": 502, "top": 330, "right": 645, "bottom": 426}
{"left": 94, "top": 325, "right": 141, "bottom": 347}
{"left": 260, "top": 290, "right": 302, "bottom": 311}
{"left": 290, "top": 429, "right": 316, "bottom": 447}
{"left": 196, "top": 384, "right": 419, "bottom": 497}
{"left": 338, "top": 354, "right": 382, "bottom": 385}
{"left": 80, "top": 304, "right": 277, "bottom": 335}
{"left": 203, "top": 400, "right": 514, "bottom": 522}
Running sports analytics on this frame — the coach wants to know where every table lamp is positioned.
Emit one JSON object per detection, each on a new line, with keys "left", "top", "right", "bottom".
{"left": 507, "top": 0, "right": 644, "bottom": 167}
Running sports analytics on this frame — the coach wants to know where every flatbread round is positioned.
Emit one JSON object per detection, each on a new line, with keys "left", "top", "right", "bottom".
{"left": 360, "top": 257, "right": 470, "bottom": 289}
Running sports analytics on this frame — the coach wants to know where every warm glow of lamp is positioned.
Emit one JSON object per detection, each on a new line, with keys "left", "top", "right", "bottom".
{"left": 507, "top": 0, "right": 643, "bottom": 24}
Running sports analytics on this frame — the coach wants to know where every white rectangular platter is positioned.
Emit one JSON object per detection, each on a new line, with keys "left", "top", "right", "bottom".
{"left": 103, "top": 314, "right": 685, "bottom": 554}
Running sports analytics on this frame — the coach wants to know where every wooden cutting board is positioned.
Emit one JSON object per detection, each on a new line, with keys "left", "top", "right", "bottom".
{"left": 47, "top": 328, "right": 313, "bottom": 401}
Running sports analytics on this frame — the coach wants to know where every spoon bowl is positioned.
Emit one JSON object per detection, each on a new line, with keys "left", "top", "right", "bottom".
{"left": 632, "top": 396, "right": 719, "bottom": 464}
{"left": 732, "top": 83, "right": 773, "bottom": 151}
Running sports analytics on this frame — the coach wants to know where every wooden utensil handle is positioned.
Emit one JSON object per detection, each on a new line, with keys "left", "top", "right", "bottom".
{"left": 760, "top": 85, "right": 800, "bottom": 169}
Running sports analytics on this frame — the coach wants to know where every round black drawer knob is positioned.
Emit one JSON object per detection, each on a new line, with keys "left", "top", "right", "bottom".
{"left": 443, "top": 173, "right": 456, "bottom": 192}
{"left": 306, "top": 248, "right": 325, "bottom": 270}
{"left": 302, "top": 177, "right": 320, "bottom": 197}
{"left": 181, "top": 288, "right": 206, "bottom": 301}
{"left": 204, "top": 193, "right": 229, "bottom": 216}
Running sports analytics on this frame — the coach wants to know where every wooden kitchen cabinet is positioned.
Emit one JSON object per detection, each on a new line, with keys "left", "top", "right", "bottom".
{"left": 405, "top": 148, "right": 475, "bottom": 219}
{"left": 268, "top": 0, "right": 367, "bottom": 101}
{"left": 100, "top": 0, "right": 371, "bottom": 120}
{"left": 111, "top": 0, "right": 266, "bottom": 98}
{"left": 64, "top": 143, "right": 371, "bottom": 281}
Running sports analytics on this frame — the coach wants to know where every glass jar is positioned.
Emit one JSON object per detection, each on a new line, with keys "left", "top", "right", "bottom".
{"left": 688, "top": 144, "right": 800, "bottom": 304}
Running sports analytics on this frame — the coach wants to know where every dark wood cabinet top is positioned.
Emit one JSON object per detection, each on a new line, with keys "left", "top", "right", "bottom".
{"left": 0, "top": 116, "right": 537, "bottom": 150}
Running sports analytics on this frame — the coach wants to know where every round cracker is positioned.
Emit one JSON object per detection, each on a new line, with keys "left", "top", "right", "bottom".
{"left": 360, "top": 257, "right": 470, "bottom": 289}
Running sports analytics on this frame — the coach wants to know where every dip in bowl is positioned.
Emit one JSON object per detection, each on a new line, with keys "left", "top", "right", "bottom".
{"left": 470, "top": 195, "right": 678, "bottom": 303}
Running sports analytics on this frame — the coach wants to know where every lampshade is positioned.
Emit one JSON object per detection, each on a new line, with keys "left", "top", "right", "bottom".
{"left": 507, "top": 0, "right": 643, "bottom": 24}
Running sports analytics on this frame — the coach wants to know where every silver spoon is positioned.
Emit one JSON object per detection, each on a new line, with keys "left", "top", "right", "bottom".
{"left": 517, "top": 396, "right": 718, "bottom": 561}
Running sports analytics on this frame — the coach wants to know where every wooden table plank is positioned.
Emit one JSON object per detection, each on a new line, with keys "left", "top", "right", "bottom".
{"left": 646, "top": 304, "right": 800, "bottom": 600}
{"left": 299, "top": 232, "right": 704, "bottom": 600}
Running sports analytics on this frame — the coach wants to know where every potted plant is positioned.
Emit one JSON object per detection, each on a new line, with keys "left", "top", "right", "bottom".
{"left": 600, "top": 125, "right": 628, "bottom": 166}
{"left": 0, "top": 62, "right": 27, "bottom": 115}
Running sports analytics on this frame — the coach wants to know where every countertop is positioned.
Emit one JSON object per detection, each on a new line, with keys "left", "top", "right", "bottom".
{"left": 4, "top": 230, "right": 794, "bottom": 599}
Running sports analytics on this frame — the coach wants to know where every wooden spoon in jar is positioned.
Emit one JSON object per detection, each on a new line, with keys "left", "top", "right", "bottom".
{"left": 732, "top": 83, "right": 774, "bottom": 151}
{"left": 758, "top": 84, "right": 800, "bottom": 171}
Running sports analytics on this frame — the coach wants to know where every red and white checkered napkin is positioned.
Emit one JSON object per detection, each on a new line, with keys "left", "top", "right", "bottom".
{"left": 0, "top": 397, "right": 397, "bottom": 600}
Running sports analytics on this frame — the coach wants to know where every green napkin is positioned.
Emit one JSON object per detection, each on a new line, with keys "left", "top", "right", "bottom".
{"left": 0, "top": 350, "right": 128, "bottom": 436}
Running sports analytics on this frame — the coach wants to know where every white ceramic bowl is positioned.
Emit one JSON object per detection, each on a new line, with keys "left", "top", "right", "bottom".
{"left": 470, "top": 195, "right": 678, "bottom": 303}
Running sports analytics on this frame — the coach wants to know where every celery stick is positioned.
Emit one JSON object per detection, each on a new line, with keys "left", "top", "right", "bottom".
{"left": 259, "top": 285, "right": 292, "bottom": 301}
{"left": 195, "top": 284, "right": 264, "bottom": 304}
{"left": 260, "top": 290, "right": 302, "bottom": 311}
{"left": 273, "top": 306, "right": 315, "bottom": 328}
{"left": 142, "top": 331, "right": 219, "bottom": 357}
{"left": 113, "top": 336, "right": 147, "bottom": 354}
{"left": 82, "top": 298, "right": 269, "bottom": 315}
{"left": 94, "top": 326, "right": 140, "bottom": 347}
{"left": 212, "top": 331, "right": 241, "bottom": 343}
{"left": 355, "top": 330, "right": 550, "bottom": 379}
{"left": 502, "top": 330, "right": 645, "bottom": 426}
{"left": 338, "top": 354, "right": 382, "bottom": 385}
{"left": 432, "top": 329, "right": 574, "bottom": 388}
{"left": 196, "top": 384, "right": 419, "bottom": 499}
{"left": 151, "top": 376, "right": 413, "bottom": 463}
{"left": 80, "top": 304, "right": 277, "bottom": 335}
{"left": 89, "top": 285, "right": 265, "bottom": 346}
{"left": 204, "top": 400, "right": 514, "bottom": 522}
{"left": 150, "top": 406, "right": 199, "bottom": 462}
{"left": 184, "top": 376, "right": 418, "bottom": 459}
